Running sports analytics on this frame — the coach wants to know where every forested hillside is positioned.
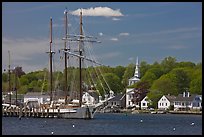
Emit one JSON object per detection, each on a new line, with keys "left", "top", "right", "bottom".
{"left": 2, "top": 56, "right": 202, "bottom": 105}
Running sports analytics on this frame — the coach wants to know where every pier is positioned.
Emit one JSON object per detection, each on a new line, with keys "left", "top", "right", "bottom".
{"left": 2, "top": 104, "right": 63, "bottom": 118}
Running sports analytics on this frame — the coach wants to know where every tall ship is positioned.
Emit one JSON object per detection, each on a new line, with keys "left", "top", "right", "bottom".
{"left": 45, "top": 9, "right": 114, "bottom": 119}
{"left": 2, "top": 9, "right": 114, "bottom": 119}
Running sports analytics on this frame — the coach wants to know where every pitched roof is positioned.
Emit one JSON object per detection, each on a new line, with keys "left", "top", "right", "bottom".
{"left": 24, "top": 92, "right": 50, "bottom": 97}
{"left": 174, "top": 94, "right": 197, "bottom": 102}
{"left": 88, "top": 91, "right": 99, "bottom": 99}
{"left": 108, "top": 94, "right": 125, "bottom": 102}
{"left": 165, "top": 95, "right": 176, "bottom": 102}
{"left": 129, "top": 76, "right": 140, "bottom": 81}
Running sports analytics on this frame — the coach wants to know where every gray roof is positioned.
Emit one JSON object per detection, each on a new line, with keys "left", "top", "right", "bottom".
{"left": 174, "top": 94, "right": 197, "bottom": 102}
{"left": 108, "top": 94, "right": 125, "bottom": 102}
{"left": 24, "top": 92, "right": 50, "bottom": 98}
{"left": 88, "top": 91, "right": 99, "bottom": 99}
{"left": 165, "top": 95, "right": 176, "bottom": 102}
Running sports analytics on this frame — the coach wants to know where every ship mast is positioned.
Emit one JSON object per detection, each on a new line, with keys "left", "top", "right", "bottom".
{"left": 46, "top": 17, "right": 55, "bottom": 104}
{"left": 79, "top": 10, "right": 83, "bottom": 107}
{"left": 62, "top": 10, "right": 101, "bottom": 107}
{"left": 64, "top": 9, "right": 68, "bottom": 104}
{"left": 8, "top": 50, "right": 11, "bottom": 106}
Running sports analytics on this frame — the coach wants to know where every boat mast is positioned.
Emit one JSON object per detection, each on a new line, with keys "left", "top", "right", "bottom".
{"left": 15, "top": 67, "right": 18, "bottom": 106}
{"left": 8, "top": 50, "right": 11, "bottom": 106}
{"left": 79, "top": 10, "right": 83, "bottom": 107}
{"left": 47, "top": 17, "right": 55, "bottom": 104}
{"left": 64, "top": 9, "right": 68, "bottom": 104}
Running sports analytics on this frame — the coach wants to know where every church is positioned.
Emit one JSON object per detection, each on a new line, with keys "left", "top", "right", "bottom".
{"left": 126, "top": 57, "right": 141, "bottom": 108}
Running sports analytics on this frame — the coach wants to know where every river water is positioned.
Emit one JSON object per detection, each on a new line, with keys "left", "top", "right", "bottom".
{"left": 2, "top": 113, "right": 202, "bottom": 135}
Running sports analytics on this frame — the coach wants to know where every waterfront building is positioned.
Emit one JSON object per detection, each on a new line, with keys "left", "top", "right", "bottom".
{"left": 106, "top": 93, "right": 126, "bottom": 109}
{"left": 158, "top": 95, "right": 176, "bottom": 110}
{"left": 24, "top": 92, "right": 50, "bottom": 108}
{"left": 173, "top": 91, "right": 202, "bottom": 111}
{"left": 140, "top": 96, "right": 151, "bottom": 110}
{"left": 82, "top": 90, "right": 99, "bottom": 105}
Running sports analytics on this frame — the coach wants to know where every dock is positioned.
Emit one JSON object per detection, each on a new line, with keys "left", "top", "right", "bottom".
{"left": 2, "top": 104, "right": 63, "bottom": 118}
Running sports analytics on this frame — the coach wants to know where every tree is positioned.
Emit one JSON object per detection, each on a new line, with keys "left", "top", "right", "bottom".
{"left": 140, "top": 61, "right": 150, "bottom": 78}
{"left": 140, "top": 71, "right": 157, "bottom": 86}
{"left": 122, "top": 63, "right": 135, "bottom": 87}
{"left": 2, "top": 73, "right": 7, "bottom": 83}
{"left": 12, "top": 66, "right": 26, "bottom": 78}
{"left": 131, "top": 81, "right": 150, "bottom": 108}
{"left": 177, "top": 61, "right": 196, "bottom": 68}
{"left": 168, "top": 68, "right": 191, "bottom": 95}
{"left": 113, "top": 65, "right": 126, "bottom": 81}
{"left": 161, "top": 56, "right": 177, "bottom": 74}
{"left": 96, "top": 73, "right": 123, "bottom": 96}
{"left": 19, "top": 75, "right": 29, "bottom": 85}
{"left": 18, "top": 85, "right": 28, "bottom": 94}
{"left": 190, "top": 68, "right": 202, "bottom": 94}
{"left": 147, "top": 90, "right": 163, "bottom": 109}
{"left": 151, "top": 74, "right": 177, "bottom": 95}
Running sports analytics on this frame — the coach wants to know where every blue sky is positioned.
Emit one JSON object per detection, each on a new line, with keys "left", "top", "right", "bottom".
{"left": 2, "top": 2, "right": 202, "bottom": 73}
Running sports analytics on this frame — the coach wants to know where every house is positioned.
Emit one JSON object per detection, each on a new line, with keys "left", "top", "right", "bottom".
{"left": 2, "top": 91, "right": 24, "bottom": 105}
{"left": 129, "top": 86, "right": 150, "bottom": 110}
{"left": 106, "top": 93, "right": 126, "bottom": 109}
{"left": 126, "top": 57, "right": 141, "bottom": 108}
{"left": 192, "top": 95, "right": 202, "bottom": 110}
{"left": 158, "top": 95, "right": 176, "bottom": 110}
{"left": 82, "top": 90, "right": 99, "bottom": 105}
{"left": 24, "top": 92, "right": 50, "bottom": 108}
{"left": 140, "top": 96, "right": 151, "bottom": 110}
{"left": 126, "top": 88, "right": 135, "bottom": 108}
{"left": 173, "top": 91, "right": 201, "bottom": 111}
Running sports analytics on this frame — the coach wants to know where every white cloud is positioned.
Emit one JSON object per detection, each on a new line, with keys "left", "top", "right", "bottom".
{"left": 119, "top": 32, "right": 130, "bottom": 36}
{"left": 70, "top": 7, "right": 124, "bottom": 17}
{"left": 110, "top": 38, "right": 118, "bottom": 41}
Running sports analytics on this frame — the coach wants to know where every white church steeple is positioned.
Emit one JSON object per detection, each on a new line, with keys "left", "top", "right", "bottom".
{"left": 128, "top": 56, "right": 140, "bottom": 86}
{"left": 134, "top": 56, "right": 140, "bottom": 78}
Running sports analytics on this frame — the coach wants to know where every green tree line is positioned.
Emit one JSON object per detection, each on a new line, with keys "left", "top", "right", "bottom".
{"left": 2, "top": 56, "right": 202, "bottom": 106}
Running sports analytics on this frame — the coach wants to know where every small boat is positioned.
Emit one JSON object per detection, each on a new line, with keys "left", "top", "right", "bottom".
{"left": 150, "top": 111, "right": 157, "bottom": 114}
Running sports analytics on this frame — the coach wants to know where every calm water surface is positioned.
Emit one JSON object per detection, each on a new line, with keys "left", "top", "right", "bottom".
{"left": 2, "top": 113, "right": 202, "bottom": 135}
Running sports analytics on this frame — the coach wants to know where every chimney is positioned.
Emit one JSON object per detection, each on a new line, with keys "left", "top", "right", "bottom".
{"left": 187, "top": 92, "right": 190, "bottom": 97}
{"left": 183, "top": 91, "right": 186, "bottom": 97}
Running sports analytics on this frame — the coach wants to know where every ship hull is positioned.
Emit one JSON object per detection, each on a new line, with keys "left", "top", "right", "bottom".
{"left": 59, "top": 106, "right": 96, "bottom": 119}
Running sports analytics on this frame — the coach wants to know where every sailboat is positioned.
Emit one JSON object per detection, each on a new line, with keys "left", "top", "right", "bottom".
{"left": 45, "top": 9, "right": 114, "bottom": 119}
